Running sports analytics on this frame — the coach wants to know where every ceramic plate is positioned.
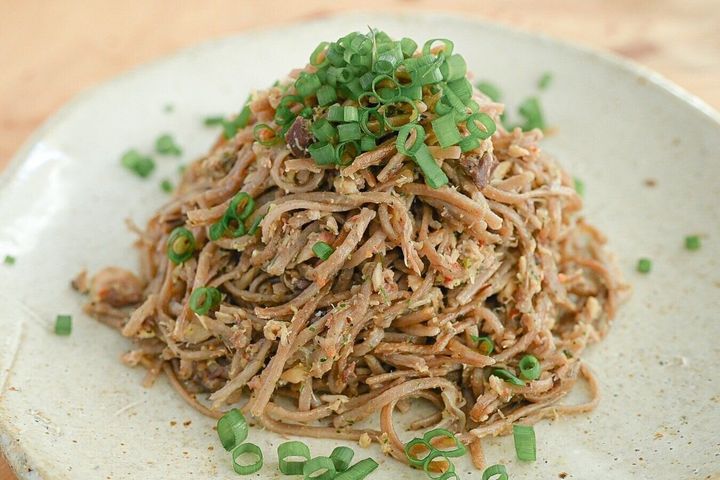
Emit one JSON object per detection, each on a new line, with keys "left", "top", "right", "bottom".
{"left": 1, "top": 12, "right": 718, "bottom": 480}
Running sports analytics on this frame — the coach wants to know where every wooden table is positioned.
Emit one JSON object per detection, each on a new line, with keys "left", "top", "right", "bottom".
{"left": 0, "top": 0, "right": 718, "bottom": 477}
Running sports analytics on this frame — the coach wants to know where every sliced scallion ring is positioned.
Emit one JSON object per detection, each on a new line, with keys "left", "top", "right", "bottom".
{"left": 404, "top": 437, "right": 432, "bottom": 467}
{"left": 512, "top": 424, "right": 537, "bottom": 461}
{"left": 302, "top": 456, "right": 336, "bottom": 480}
{"left": 421, "top": 429, "right": 466, "bottom": 457}
{"left": 329, "top": 446, "right": 354, "bottom": 472}
{"left": 216, "top": 408, "right": 248, "bottom": 451}
{"left": 231, "top": 442, "right": 263, "bottom": 475}
{"left": 466, "top": 112, "right": 497, "bottom": 140}
{"left": 166, "top": 227, "right": 195, "bottom": 264}
{"left": 482, "top": 464, "right": 509, "bottom": 480}
{"left": 492, "top": 368, "right": 525, "bottom": 386}
{"left": 189, "top": 287, "right": 221, "bottom": 315}
{"left": 278, "top": 441, "right": 311, "bottom": 475}
{"left": 396, "top": 124, "right": 426, "bottom": 156}
{"left": 518, "top": 354, "right": 541, "bottom": 381}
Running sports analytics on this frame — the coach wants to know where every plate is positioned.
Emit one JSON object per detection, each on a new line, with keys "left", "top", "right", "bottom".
{"left": 1, "top": 12, "right": 719, "bottom": 480}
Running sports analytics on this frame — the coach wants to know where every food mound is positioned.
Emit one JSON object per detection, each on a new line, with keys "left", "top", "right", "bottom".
{"left": 79, "top": 29, "right": 626, "bottom": 469}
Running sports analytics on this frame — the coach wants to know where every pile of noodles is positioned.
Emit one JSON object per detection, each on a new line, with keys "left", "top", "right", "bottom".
{"left": 78, "top": 44, "right": 627, "bottom": 469}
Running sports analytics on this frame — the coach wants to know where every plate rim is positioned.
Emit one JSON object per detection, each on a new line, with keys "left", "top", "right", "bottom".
{"left": 2, "top": 10, "right": 719, "bottom": 478}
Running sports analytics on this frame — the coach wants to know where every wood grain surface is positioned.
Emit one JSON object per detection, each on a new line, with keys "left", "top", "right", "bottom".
{"left": 0, "top": 0, "right": 718, "bottom": 477}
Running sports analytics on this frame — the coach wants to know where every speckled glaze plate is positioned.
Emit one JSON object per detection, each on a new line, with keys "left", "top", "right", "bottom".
{"left": 1, "top": 12, "right": 719, "bottom": 480}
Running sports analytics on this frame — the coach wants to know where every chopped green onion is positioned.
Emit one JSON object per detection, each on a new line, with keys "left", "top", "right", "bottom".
{"left": 512, "top": 424, "right": 536, "bottom": 461}
{"left": 422, "top": 38, "right": 454, "bottom": 57}
{"left": 423, "top": 450, "right": 455, "bottom": 479}
{"left": 189, "top": 287, "right": 221, "bottom": 315}
{"left": 217, "top": 409, "right": 249, "bottom": 451}
{"left": 518, "top": 97, "right": 545, "bottom": 131}
{"left": 421, "top": 429, "right": 466, "bottom": 457}
{"left": 336, "top": 141, "right": 360, "bottom": 166}
{"left": 330, "top": 446, "right": 354, "bottom": 472}
{"left": 637, "top": 258, "right": 652, "bottom": 274}
{"left": 308, "top": 142, "right": 337, "bottom": 165}
{"left": 574, "top": 177, "right": 585, "bottom": 197}
{"left": 54, "top": 315, "right": 72, "bottom": 336}
{"left": 685, "top": 235, "right": 701, "bottom": 251}
{"left": 440, "top": 55, "right": 467, "bottom": 83}
{"left": 227, "top": 192, "right": 255, "bottom": 221}
{"left": 459, "top": 136, "right": 481, "bottom": 153}
{"left": 3, "top": 255, "right": 15, "bottom": 266}
{"left": 295, "top": 72, "right": 322, "bottom": 97}
{"left": 121, "top": 149, "right": 155, "bottom": 178}
{"left": 413, "top": 144, "right": 449, "bottom": 189}
{"left": 209, "top": 219, "right": 228, "bottom": 241}
{"left": 360, "top": 136, "right": 376, "bottom": 152}
{"left": 404, "top": 438, "right": 432, "bottom": 467}
{"left": 313, "top": 241, "right": 334, "bottom": 260}
{"left": 482, "top": 464, "right": 508, "bottom": 480}
{"left": 316, "top": 84, "right": 337, "bottom": 106}
{"left": 396, "top": 124, "right": 426, "bottom": 156}
{"left": 538, "top": 71, "right": 553, "bottom": 90}
{"left": 400, "top": 37, "right": 418, "bottom": 58}
{"left": 310, "top": 42, "right": 330, "bottom": 67}
{"left": 518, "top": 354, "right": 541, "bottom": 381}
{"left": 338, "top": 123, "right": 363, "bottom": 142}
{"left": 372, "top": 75, "right": 401, "bottom": 103}
{"left": 333, "top": 458, "right": 378, "bottom": 480}
{"left": 231, "top": 442, "right": 263, "bottom": 475}
{"left": 471, "top": 335, "right": 494, "bottom": 355}
{"left": 359, "top": 108, "right": 385, "bottom": 138}
{"left": 278, "top": 441, "right": 311, "bottom": 475}
{"left": 204, "top": 115, "right": 225, "bottom": 126}
{"left": 160, "top": 179, "right": 173, "bottom": 193}
{"left": 155, "top": 134, "right": 182, "bottom": 156}
{"left": 312, "top": 119, "right": 338, "bottom": 143}
{"left": 302, "top": 456, "right": 336, "bottom": 480}
{"left": 166, "top": 227, "right": 195, "bottom": 264}
{"left": 247, "top": 215, "right": 264, "bottom": 236}
{"left": 327, "top": 105, "right": 359, "bottom": 123}
{"left": 476, "top": 81, "right": 501, "bottom": 102}
{"left": 466, "top": 113, "right": 496, "bottom": 140}
{"left": 431, "top": 113, "right": 462, "bottom": 148}
{"left": 492, "top": 368, "right": 525, "bottom": 386}
{"left": 253, "top": 123, "right": 279, "bottom": 146}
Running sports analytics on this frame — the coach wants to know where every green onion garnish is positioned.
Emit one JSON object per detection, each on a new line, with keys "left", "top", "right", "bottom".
{"left": 253, "top": 123, "right": 279, "bottom": 146}
{"left": 55, "top": 315, "right": 72, "bottom": 336}
{"left": 574, "top": 177, "right": 585, "bottom": 197}
{"left": 492, "top": 368, "right": 525, "bottom": 386}
{"left": 538, "top": 72, "right": 553, "bottom": 90}
{"left": 330, "top": 446, "right": 355, "bottom": 472}
{"left": 189, "top": 287, "right": 221, "bottom": 315}
{"left": 278, "top": 441, "right": 311, "bottom": 475}
{"left": 396, "top": 124, "right": 426, "bottom": 156}
{"left": 313, "top": 241, "right": 335, "bottom": 260}
{"left": 517, "top": 97, "right": 545, "bottom": 131}
{"left": 518, "top": 354, "right": 541, "bottom": 381}
{"left": 121, "top": 149, "right": 155, "bottom": 178}
{"left": 166, "top": 227, "right": 195, "bottom": 264}
{"left": 432, "top": 113, "right": 462, "bottom": 148}
{"left": 247, "top": 215, "right": 264, "bottom": 236}
{"left": 155, "top": 134, "right": 182, "bottom": 156}
{"left": 333, "top": 458, "right": 379, "bottom": 480}
{"left": 160, "top": 179, "right": 173, "bottom": 193}
{"left": 338, "top": 123, "right": 363, "bottom": 142}
{"left": 466, "top": 113, "right": 496, "bottom": 140}
{"left": 685, "top": 235, "right": 701, "bottom": 251}
{"left": 227, "top": 192, "right": 255, "bottom": 222}
{"left": 413, "top": 144, "right": 449, "bottom": 189}
{"left": 404, "top": 438, "right": 432, "bottom": 467}
{"left": 203, "top": 115, "right": 225, "bottom": 126}
{"left": 470, "top": 335, "right": 494, "bottom": 355}
{"left": 476, "top": 81, "right": 501, "bottom": 102}
{"left": 421, "top": 429, "right": 466, "bottom": 457}
{"left": 309, "top": 142, "right": 337, "bottom": 165}
{"left": 217, "top": 409, "right": 249, "bottom": 451}
{"left": 3, "top": 255, "right": 15, "bottom": 266}
{"left": 231, "top": 442, "right": 263, "bottom": 475}
{"left": 482, "top": 464, "right": 508, "bottom": 480}
{"left": 302, "top": 456, "right": 336, "bottom": 480}
{"left": 637, "top": 258, "right": 652, "bottom": 274}
{"left": 512, "top": 424, "right": 536, "bottom": 461}
{"left": 423, "top": 450, "right": 455, "bottom": 479}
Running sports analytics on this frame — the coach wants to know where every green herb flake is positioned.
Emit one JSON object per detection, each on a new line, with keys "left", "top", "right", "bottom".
{"left": 476, "top": 81, "right": 502, "bottom": 102}
{"left": 3, "top": 255, "right": 16, "bottom": 266}
{"left": 684, "top": 235, "right": 701, "bottom": 251}
{"left": 637, "top": 258, "right": 652, "bottom": 274}
{"left": 574, "top": 177, "right": 585, "bottom": 197}
{"left": 121, "top": 149, "right": 155, "bottom": 178}
{"left": 538, "top": 72, "right": 553, "bottom": 90}
{"left": 160, "top": 179, "right": 173, "bottom": 193}
{"left": 155, "top": 134, "right": 182, "bottom": 156}
{"left": 204, "top": 115, "right": 225, "bottom": 126}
